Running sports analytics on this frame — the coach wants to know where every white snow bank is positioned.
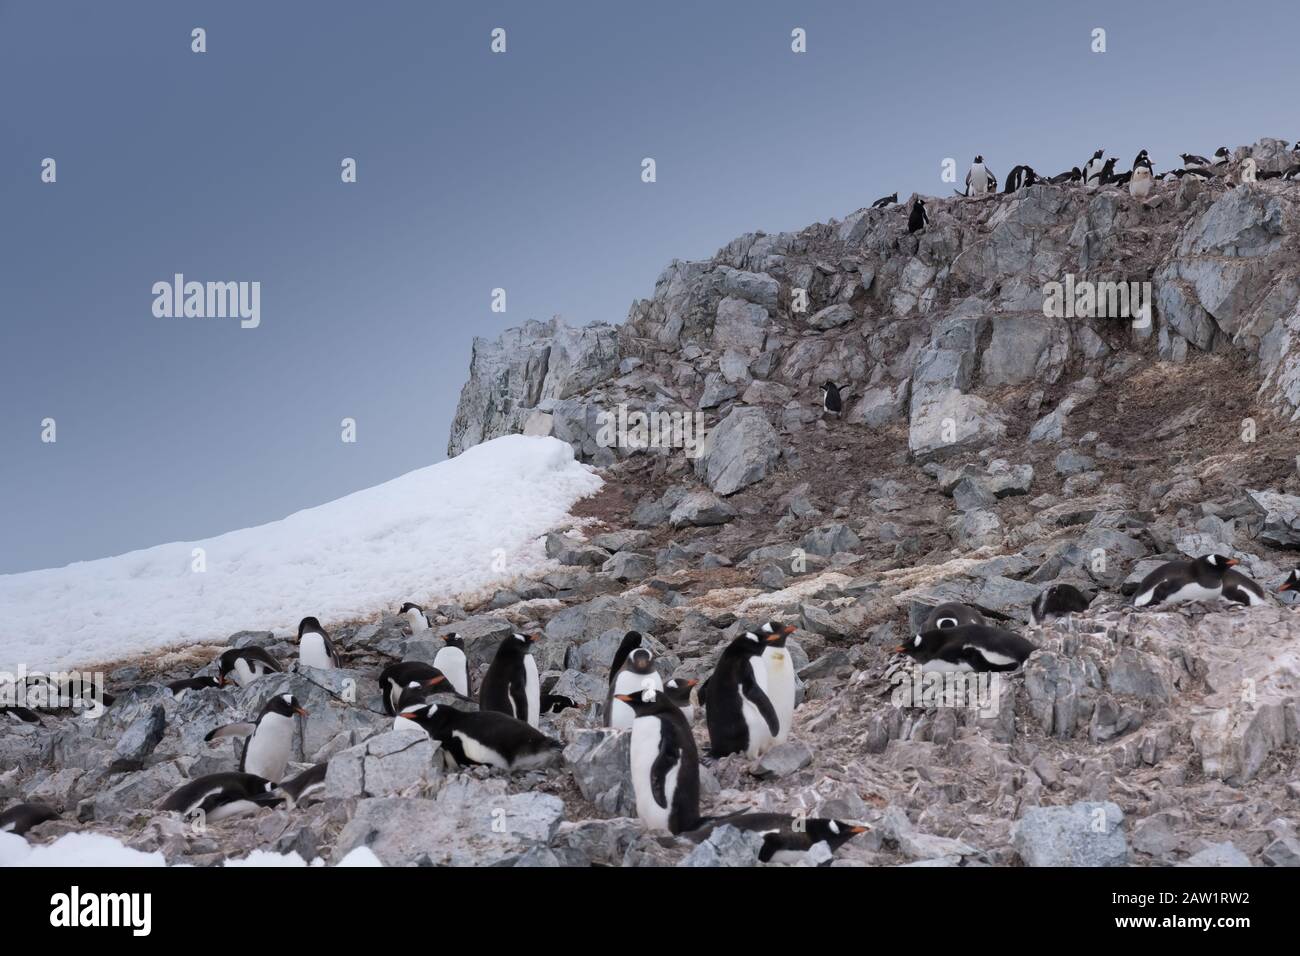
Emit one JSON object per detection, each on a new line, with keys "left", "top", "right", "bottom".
{"left": 0, "top": 832, "right": 385, "bottom": 867}
{"left": 0, "top": 436, "right": 602, "bottom": 672}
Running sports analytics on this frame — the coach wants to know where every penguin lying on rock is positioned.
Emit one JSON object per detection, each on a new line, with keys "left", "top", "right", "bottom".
{"left": 0, "top": 802, "right": 60, "bottom": 836}
{"left": 399, "top": 702, "right": 562, "bottom": 772}
{"left": 685, "top": 812, "right": 868, "bottom": 865}
{"left": 217, "top": 646, "right": 283, "bottom": 687}
{"left": 896, "top": 624, "right": 1036, "bottom": 673}
{"left": 1131, "top": 554, "right": 1247, "bottom": 608}
{"left": 1029, "top": 584, "right": 1092, "bottom": 625}
{"left": 159, "top": 772, "right": 283, "bottom": 822}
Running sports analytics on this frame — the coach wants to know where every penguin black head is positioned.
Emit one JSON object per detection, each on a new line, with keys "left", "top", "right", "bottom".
{"left": 440, "top": 632, "right": 464, "bottom": 650}
{"left": 973, "top": 155, "right": 984, "bottom": 163}
{"left": 511, "top": 632, "right": 541, "bottom": 647}
{"left": 263, "top": 693, "right": 309, "bottom": 719}
{"left": 399, "top": 602, "right": 423, "bottom": 615}
{"left": 627, "top": 647, "right": 655, "bottom": 674}
{"left": 1279, "top": 568, "right": 1300, "bottom": 593}
{"left": 397, "top": 701, "right": 451, "bottom": 734}
{"left": 663, "top": 677, "right": 698, "bottom": 705}
{"left": 1197, "top": 554, "right": 1238, "bottom": 572}
{"left": 298, "top": 616, "right": 325, "bottom": 637}
{"left": 1215, "top": 146, "right": 1230, "bottom": 158}
{"left": 806, "top": 818, "right": 870, "bottom": 850}
{"left": 758, "top": 621, "right": 796, "bottom": 646}
{"left": 895, "top": 630, "right": 948, "bottom": 660}
{"left": 1092, "top": 149, "right": 1104, "bottom": 160}
{"left": 914, "top": 197, "right": 926, "bottom": 207}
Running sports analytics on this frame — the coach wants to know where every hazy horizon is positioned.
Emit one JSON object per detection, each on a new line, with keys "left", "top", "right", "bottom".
{"left": 4, "top": 0, "right": 1298, "bottom": 573}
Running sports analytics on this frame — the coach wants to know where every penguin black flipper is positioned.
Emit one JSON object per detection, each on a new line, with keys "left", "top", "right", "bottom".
{"left": 740, "top": 669, "right": 780, "bottom": 737}
{"left": 650, "top": 728, "right": 681, "bottom": 810}
{"left": 204, "top": 721, "right": 256, "bottom": 743}
{"left": 508, "top": 677, "right": 529, "bottom": 722}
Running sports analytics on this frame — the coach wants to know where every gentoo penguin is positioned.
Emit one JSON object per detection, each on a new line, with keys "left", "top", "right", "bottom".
{"left": 297, "top": 616, "right": 340, "bottom": 670}
{"left": 399, "top": 601, "right": 429, "bottom": 633}
{"left": 1087, "top": 157, "right": 1117, "bottom": 187}
{"left": 1213, "top": 146, "right": 1230, "bottom": 165}
{"left": 1278, "top": 567, "right": 1300, "bottom": 594}
{"left": 0, "top": 802, "right": 60, "bottom": 836}
{"left": 1180, "top": 152, "right": 1211, "bottom": 167}
{"left": 1240, "top": 157, "right": 1258, "bottom": 184}
{"left": 1083, "top": 149, "right": 1105, "bottom": 187}
{"left": 217, "top": 646, "right": 283, "bottom": 687}
{"left": 663, "top": 677, "right": 700, "bottom": 723}
{"left": 1284, "top": 163, "right": 1300, "bottom": 181}
{"left": 617, "top": 689, "right": 701, "bottom": 834}
{"left": 606, "top": 647, "right": 664, "bottom": 730}
{"left": 819, "top": 381, "right": 848, "bottom": 418}
{"left": 479, "top": 633, "right": 541, "bottom": 728}
{"left": 204, "top": 693, "right": 308, "bottom": 784}
{"left": 1, "top": 703, "right": 42, "bottom": 724}
{"left": 399, "top": 703, "right": 562, "bottom": 771}
{"left": 1132, "top": 149, "right": 1151, "bottom": 170}
{"left": 1002, "top": 164, "right": 1037, "bottom": 193}
{"left": 921, "top": 602, "right": 986, "bottom": 631}
{"left": 167, "top": 675, "right": 221, "bottom": 700}
{"left": 704, "top": 630, "right": 780, "bottom": 759}
{"left": 608, "top": 630, "right": 645, "bottom": 686}
{"left": 871, "top": 191, "right": 898, "bottom": 208}
{"left": 1222, "top": 567, "right": 1267, "bottom": 607}
{"left": 965, "top": 156, "right": 995, "bottom": 196}
{"left": 1132, "top": 554, "right": 1238, "bottom": 608}
{"left": 1029, "top": 583, "right": 1091, "bottom": 626}
{"left": 897, "top": 624, "right": 1036, "bottom": 673}
{"left": 686, "top": 812, "right": 867, "bottom": 865}
{"left": 378, "top": 661, "right": 451, "bottom": 715}
{"left": 278, "top": 762, "right": 328, "bottom": 808}
{"left": 1048, "top": 167, "right": 1082, "bottom": 185}
{"left": 907, "top": 197, "right": 929, "bottom": 233}
{"left": 757, "top": 621, "right": 797, "bottom": 744}
{"left": 433, "top": 632, "right": 469, "bottom": 696}
{"left": 159, "top": 772, "right": 282, "bottom": 822}
{"left": 1111, "top": 170, "right": 1134, "bottom": 187}
{"left": 1130, "top": 164, "right": 1154, "bottom": 200}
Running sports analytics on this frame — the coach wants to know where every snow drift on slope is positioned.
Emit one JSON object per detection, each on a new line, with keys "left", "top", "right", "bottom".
{"left": 0, "top": 436, "right": 602, "bottom": 672}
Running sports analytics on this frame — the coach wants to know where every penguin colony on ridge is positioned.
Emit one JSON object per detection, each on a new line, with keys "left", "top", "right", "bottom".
{"left": 4, "top": 539, "right": 1289, "bottom": 862}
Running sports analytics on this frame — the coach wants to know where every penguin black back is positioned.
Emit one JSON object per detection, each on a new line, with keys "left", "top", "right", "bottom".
{"left": 704, "top": 631, "right": 780, "bottom": 758}
{"left": 907, "top": 197, "right": 929, "bottom": 233}
{"left": 1030, "top": 584, "right": 1092, "bottom": 625}
{"left": 618, "top": 690, "right": 701, "bottom": 833}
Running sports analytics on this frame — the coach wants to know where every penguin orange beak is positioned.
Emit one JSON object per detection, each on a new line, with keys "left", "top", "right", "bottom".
{"left": 1225, "top": 558, "right": 1240, "bottom": 567}
{"left": 423, "top": 676, "right": 445, "bottom": 687}
{"left": 294, "top": 706, "right": 310, "bottom": 717}
{"left": 1279, "top": 582, "right": 1293, "bottom": 592}
{"left": 614, "top": 694, "right": 635, "bottom": 703}
{"left": 894, "top": 645, "right": 908, "bottom": 654}
{"left": 781, "top": 624, "right": 796, "bottom": 636}
{"left": 399, "top": 711, "right": 418, "bottom": 720}
{"left": 849, "top": 825, "right": 869, "bottom": 834}
{"left": 684, "top": 679, "right": 699, "bottom": 687}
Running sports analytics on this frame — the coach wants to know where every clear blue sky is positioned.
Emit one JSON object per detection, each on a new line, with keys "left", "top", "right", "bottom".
{"left": 2, "top": 0, "right": 1297, "bottom": 573}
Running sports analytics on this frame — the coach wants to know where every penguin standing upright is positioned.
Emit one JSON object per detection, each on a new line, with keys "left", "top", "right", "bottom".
{"left": 217, "top": 647, "right": 283, "bottom": 687}
{"left": 399, "top": 602, "right": 429, "bottom": 633}
{"left": 297, "top": 616, "right": 340, "bottom": 670}
{"left": 606, "top": 647, "right": 664, "bottom": 730}
{"left": 907, "top": 197, "right": 929, "bottom": 233}
{"left": 1030, "top": 583, "right": 1092, "bottom": 625}
{"left": 399, "top": 703, "right": 562, "bottom": 771}
{"left": 1131, "top": 554, "right": 1238, "bottom": 608}
{"left": 158, "top": 772, "right": 282, "bottom": 821}
{"left": 1130, "top": 164, "right": 1154, "bottom": 200}
{"left": 965, "top": 156, "right": 995, "bottom": 196}
{"left": 204, "top": 693, "right": 308, "bottom": 784}
{"left": 618, "top": 689, "right": 701, "bottom": 834}
{"left": 1083, "top": 149, "right": 1105, "bottom": 187}
{"left": 819, "top": 381, "right": 848, "bottom": 418}
{"left": 704, "top": 630, "right": 780, "bottom": 758}
{"left": 480, "top": 633, "right": 541, "bottom": 728}
{"left": 433, "top": 632, "right": 469, "bottom": 696}
{"left": 663, "top": 677, "right": 699, "bottom": 723}
{"left": 757, "top": 621, "right": 797, "bottom": 744}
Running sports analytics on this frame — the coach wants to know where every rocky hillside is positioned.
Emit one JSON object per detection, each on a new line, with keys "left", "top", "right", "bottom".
{"left": 6, "top": 138, "right": 1300, "bottom": 867}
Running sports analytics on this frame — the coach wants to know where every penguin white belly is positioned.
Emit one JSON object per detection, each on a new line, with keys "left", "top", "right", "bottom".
{"left": 524, "top": 655, "right": 540, "bottom": 728}
{"left": 434, "top": 647, "right": 469, "bottom": 696}
{"left": 1135, "top": 581, "right": 1220, "bottom": 607}
{"left": 610, "top": 670, "right": 664, "bottom": 730}
{"left": 970, "top": 166, "right": 988, "bottom": 195}
{"left": 679, "top": 704, "right": 695, "bottom": 724}
{"left": 243, "top": 713, "right": 295, "bottom": 783}
{"left": 920, "top": 657, "right": 974, "bottom": 673}
{"left": 452, "top": 730, "right": 510, "bottom": 770}
{"left": 762, "top": 648, "right": 796, "bottom": 744}
{"left": 405, "top": 609, "right": 428, "bottom": 632}
{"left": 206, "top": 800, "right": 260, "bottom": 822}
{"left": 232, "top": 659, "right": 261, "bottom": 687}
{"left": 629, "top": 717, "right": 670, "bottom": 830}
{"left": 741, "top": 658, "right": 774, "bottom": 758}
{"left": 1131, "top": 176, "right": 1152, "bottom": 199}
{"left": 299, "top": 633, "right": 332, "bottom": 670}
{"left": 769, "top": 843, "right": 823, "bottom": 866}
{"left": 964, "top": 645, "right": 1017, "bottom": 668}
